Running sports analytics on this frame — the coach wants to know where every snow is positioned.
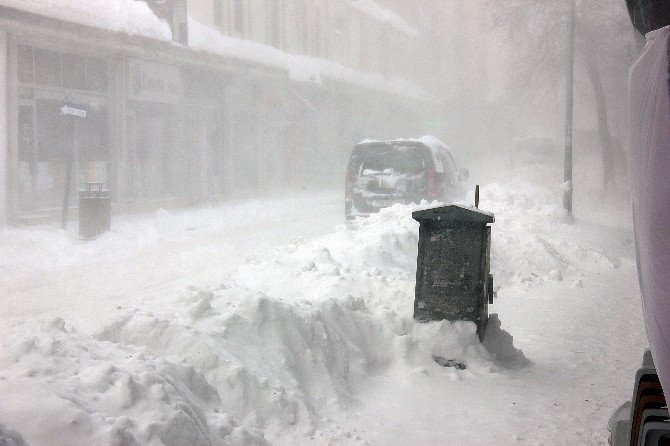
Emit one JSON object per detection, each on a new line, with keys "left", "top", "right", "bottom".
{"left": 348, "top": 0, "right": 420, "bottom": 37}
{"left": 187, "top": 19, "right": 431, "bottom": 101}
{"left": 0, "top": 172, "right": 647, "bottom": 445}
{"left": 0, "top": 0, "right": 172, "bottom": 41}
{"left": 0, "top": 0, "right": 430, "bottom": 101}
{"left": 357, "top": 136, "right": 453, "bottom": 173}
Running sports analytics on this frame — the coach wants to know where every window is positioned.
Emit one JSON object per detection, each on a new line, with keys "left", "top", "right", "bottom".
{"left": 270, "top": 1, "right": 280, "bottom": 48}
{"left": 18, "top": 106, "right": 34, "bottom": 162}
{"left": 213, "top": 0, "right": 222, "bottom": 26}
{"left": 34, "top": 48, "right": 61, "bottom": 87}
{"left": 17, "top": 45, "right": 34, "bottom": 84}
{"left": 234, "top": 0, "right": 245, "bottom": 35}
{"left": 78, "top": 107, "right": 109, "bottom": 162}
{"left": 61, "top": 53, "right": 86, "bottom": 90}
{"left": 377, "top": 28, "right": 389, "bottom": 75}
{"left": 297, "top": 0, "right": 308, "bottom": 53}
{"left": 85, "top": 57, "right": 108, "bottom": 92}
{"left": 359, "top": 34, "right": 369, "bottom": 70}
{"left": 334, "top": 16, "right": 345, "bottom": 35}
{"left": 314, "top": 13, "right": 321, "bottom": 57}
{"left": 35, "top": 99, "right": 69, "bottom": 161}
{"left": 18, "top": 46, "right": 107, "bottom": 92}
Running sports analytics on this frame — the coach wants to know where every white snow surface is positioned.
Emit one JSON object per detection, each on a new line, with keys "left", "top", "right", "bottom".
{"left": 0, "top": 0, "right": 172, "bottom": 41}
{"left": 0, "top": 176, "right": 647, "bottom": 445}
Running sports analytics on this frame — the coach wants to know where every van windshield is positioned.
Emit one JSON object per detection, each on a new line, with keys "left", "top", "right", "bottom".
{"left": 354, "top": 145, "right": 427, "bottom": 177}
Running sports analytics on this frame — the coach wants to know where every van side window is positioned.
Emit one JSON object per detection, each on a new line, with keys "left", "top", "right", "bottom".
{"left": 437, "top": 150, "right": 456, "bottom": 184}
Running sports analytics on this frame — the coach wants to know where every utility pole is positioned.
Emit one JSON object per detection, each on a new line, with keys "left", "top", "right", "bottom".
{"left": 563, "top": 0, "right": 575, "bottom": 222}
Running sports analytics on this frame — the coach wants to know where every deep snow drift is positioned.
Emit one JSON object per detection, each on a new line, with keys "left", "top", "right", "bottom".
{"left": 0, "top": 176, "right": 647, "bottom": 445}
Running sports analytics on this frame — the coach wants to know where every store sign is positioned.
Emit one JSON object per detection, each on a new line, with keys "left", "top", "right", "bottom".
{"left": 128, "top": 58, "right": 181, "bottom": 104}
{"left": 60, "top": 105, "right": 87, "bottom": 118}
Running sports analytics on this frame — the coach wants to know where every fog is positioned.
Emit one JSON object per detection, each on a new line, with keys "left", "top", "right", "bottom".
{"left": 0, "top": 1, "right": 650, "bottom": 445}
{"left": 2, "top": 0, "right": 636, "bottom": 219}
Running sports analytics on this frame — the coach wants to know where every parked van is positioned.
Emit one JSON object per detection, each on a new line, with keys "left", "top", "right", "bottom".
{"left": 344, "top": 136, "right": 469, "bottom": 220}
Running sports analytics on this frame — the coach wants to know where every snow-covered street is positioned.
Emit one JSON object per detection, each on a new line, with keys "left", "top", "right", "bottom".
{"left": 0, "top": 175, "right": 648, "bottom": 445}
{"left": 0, "top": 0, "right": 655, "bottom": 443}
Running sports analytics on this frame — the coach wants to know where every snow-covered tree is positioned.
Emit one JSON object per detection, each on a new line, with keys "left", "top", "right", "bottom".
{"left": 486, "top": 0, "right": 634, "bottom": 187}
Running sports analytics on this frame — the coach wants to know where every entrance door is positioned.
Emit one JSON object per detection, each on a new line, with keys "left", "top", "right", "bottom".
{"left": 17, "top": 89, "right": 109, "bottom": 212}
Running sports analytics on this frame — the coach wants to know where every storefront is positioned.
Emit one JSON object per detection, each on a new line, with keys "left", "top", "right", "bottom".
{"left": 225, "top": 80, "right": 263, "bottom": 192}
{"left": 183, "top": 67, "right": 227, "bottom": 203}
{"left": 14, "top": 43, "right": 110, "bottom": 215}
{"left": 124, "top": 58, "right": 183, "bottom": 205}
{"left": 0, "top": 4, "right": 432, "bottom": 224}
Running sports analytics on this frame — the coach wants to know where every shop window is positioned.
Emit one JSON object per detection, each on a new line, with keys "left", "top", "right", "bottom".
{"left": 18, "top": 106, "right": 34, "bottom": 162}
{"left": 85, "top": 57, "right": 108, "bottom": 92}
{"left": 360, "top": 34, "right": 369, "bottom": 70}
{"left": 61, "top": 53, "right": 86, "bottom": 90}
{"left": 213, "top": 0, "right": 222, "bottom": 26}
{"left": 34, "top": 48, "right": 61, "bottom": 87}
{"left": 79, "top": 108, "right": 109, "bottom": 162}
{"left": 36, "top": 99, "right": 69, "bottom": 161}
{"left": 297, "top": 0, "right": 308, "bottom": 53}
{"left": 19, "top": 45, "right": 108, "bottom": 92}
{"left": 270, "top": 1, "right": 280, "bottom": 48}
{"left": 234, "top": 0, "right": 245, "bottom": 35}
{"left": 314, "top": 14, "right": 321, "bottom": 57}
{"left": 18, "top": 86, "right": 34, "bottom": 100}
{"left": 334, "top": 16, "right": 345, "bottom": 35}
{"left": 17, "top": 45, "right": 34, "bottom": 84}
{"left": 377, "top": 29, "right": 389, "bottom": 75}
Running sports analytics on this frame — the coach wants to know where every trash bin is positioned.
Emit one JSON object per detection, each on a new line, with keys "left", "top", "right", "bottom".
{"left": 412, "top": 204, "right": 495, "bottom": 339}
{"left": 78, "top": 182, "right": 111, "bottom": 239}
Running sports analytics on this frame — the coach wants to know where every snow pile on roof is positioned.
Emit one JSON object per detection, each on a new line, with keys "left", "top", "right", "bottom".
{"left": 187, "top": 18, "right": 431, "bottom": 101}
{"left": 0, "top": 0, "right": 429, "bottom": 101}
{"left": 348, "top": 0, "right": 420, "bottom": 37}
{"left": 0, "top": 0, "right": 172, "bottom": 41}
{"left": 356, "top": 135, "right": 453, "bottom": 172}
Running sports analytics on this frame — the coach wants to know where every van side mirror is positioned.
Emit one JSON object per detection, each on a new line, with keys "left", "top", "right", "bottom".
{"left": 459, "top": 168, "right": 469, "bottom": 181}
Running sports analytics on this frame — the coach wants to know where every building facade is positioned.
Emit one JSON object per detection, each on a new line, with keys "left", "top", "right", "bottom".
{"left": 0, "top": 0, "right": 434, "bottom": 224}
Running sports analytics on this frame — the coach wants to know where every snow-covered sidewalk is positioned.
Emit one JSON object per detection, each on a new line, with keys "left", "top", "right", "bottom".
{"left": 0, "top": 181, "right": 647, "bottom": 445}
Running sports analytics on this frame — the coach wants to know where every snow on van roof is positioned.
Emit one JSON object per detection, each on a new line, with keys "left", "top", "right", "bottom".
{"left": 358, "top": 136, "right": 447, "bottom": 146}
{"left": 356, "top": 136, "right": 450, "bottom": 172}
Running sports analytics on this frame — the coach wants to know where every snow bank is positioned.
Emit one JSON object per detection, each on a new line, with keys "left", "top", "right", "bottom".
{"left": 0, "top": 0, "right": 171, "bottom": 41}
{"left": 94, "top": 202, "right": 511, "bottom": 442}
{"left": 0, "top": 318, "right": 266, "bottom": 446}
{"left": 3, "top": 178, "right": 635, "bottom": 444}
{"left": 1, "top": 198, "right": 516, "bottom": 444}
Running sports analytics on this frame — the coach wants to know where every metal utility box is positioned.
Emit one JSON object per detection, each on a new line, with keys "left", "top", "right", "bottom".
{"left": 412, "top": 204, "right": 495, "bottom": 338}
{"left": 78, "top": 182, "right": 111, "bottom": 239}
